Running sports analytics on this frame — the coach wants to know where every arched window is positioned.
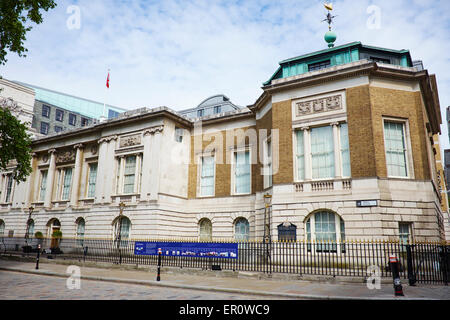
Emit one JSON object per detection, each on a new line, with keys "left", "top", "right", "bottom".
{"left": 234, "top": 218, "right": 249, "bottom": 241}
{"left": 113, "top": 216, "right": 131, "bottom": 247}
{"left": 76, "top": 218, "right": 85, "bottom": 246}
{"left": 305, "top": 211, "right": 345, "bottom": 253}
{"left": 26, "top": 219, "right": 35, "bottom": 239}
{"left": 199, "top": 218, "right": 212, "bottom": 242}
{"left": 0, "top": 220, "right": 5, "bottom": 237}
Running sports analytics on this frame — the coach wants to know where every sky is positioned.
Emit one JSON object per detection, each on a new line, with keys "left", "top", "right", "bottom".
{"left": 1, "top": 0, "right": 450, "bottom": 148}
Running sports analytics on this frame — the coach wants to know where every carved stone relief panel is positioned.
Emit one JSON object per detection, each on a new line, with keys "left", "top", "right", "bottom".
{"left": 119, "top": 134, "right": 142, "bottom": 148}
{"left": 295, "top": 94, "right": 342, "bottom": 117}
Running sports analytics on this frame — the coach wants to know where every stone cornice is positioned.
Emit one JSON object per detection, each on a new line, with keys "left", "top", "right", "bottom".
{"left": 143, "top": 125, "right": 164, "bottom": 136}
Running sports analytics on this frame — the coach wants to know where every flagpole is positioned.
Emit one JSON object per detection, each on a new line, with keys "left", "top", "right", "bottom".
{"left": 102, "top": 69, "right": 110, "bottom": 121}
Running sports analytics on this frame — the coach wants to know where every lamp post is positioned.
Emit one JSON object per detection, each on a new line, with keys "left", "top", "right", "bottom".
{"left": 263, "top": 194, "right": 272, "bottom": 269}
{"left": 263, "top": 194, "right": 272, "bottom": 244}
{"left": 115, "top": 202, "right": 126, "bottom": 264}
{"left": 24, "top": 206, "right": 34, "bottom": 246}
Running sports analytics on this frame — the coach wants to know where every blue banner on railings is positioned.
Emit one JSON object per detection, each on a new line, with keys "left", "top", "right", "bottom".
{"left": 134, "top": 242, "right": 238, "bottom": 259}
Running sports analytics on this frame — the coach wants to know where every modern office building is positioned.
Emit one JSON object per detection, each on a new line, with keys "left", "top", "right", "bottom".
{"left": 15, "top": 81, "right": 127, "bottom": 120}
{"left": 0, "top": 39, "right": 448, "bottom": 244}
{"left": 32, "top": 99, "right": 95, "bottom": 136}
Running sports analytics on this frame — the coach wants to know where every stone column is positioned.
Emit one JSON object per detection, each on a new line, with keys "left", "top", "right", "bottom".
{"left": 44, "top": 149, "right": 57, "bottom": 208}
{"left": 103, "top": 136, "right": 117, "bottom": 203}
{"left": 140, "top": 129, "right": 154, "bottom": 201}
{"left": 331, "top": 122, "right": 341, "bottom": 178}
{"left": 301, "top": 127, "right": 311, "bottom": 181}
{"left": 25, "top": 153, "right": 38, "bottom": 207}
{"left": 145, "top": 126, "right": 164, "bottom": 201}
{"left": 70, "top": 144, "right": 84, "bottom": 207}
{"left": 95, "top": 138, "right": 108, "bottom": 204}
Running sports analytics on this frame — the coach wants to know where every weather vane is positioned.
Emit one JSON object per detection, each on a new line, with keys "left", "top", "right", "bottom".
{"left": 322, "top": 2, "right": 336, "bottom": 31}
{"left": 322, "top": 3, "right": 337, "bottom": 48}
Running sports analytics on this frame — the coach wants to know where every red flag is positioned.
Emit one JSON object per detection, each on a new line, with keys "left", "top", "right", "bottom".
{"left": 106, "top": 72, "right": 110, "bottom": 88}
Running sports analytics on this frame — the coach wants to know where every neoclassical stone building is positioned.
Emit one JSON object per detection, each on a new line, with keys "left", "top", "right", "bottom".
{"left": 0, "top": 42, "right": 448, "bottom": 244}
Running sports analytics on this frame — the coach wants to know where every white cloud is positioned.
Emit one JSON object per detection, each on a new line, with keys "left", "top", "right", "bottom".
{"left": 1, "top": 0, "right": 449, "bottom": 148}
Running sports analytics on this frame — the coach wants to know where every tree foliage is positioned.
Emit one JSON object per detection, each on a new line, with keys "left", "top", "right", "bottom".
{"left": 0, "top": 0, "right": 57, "bottom": 65}
{"left": 0, "top": 105, "right": 32, "bottom": 183}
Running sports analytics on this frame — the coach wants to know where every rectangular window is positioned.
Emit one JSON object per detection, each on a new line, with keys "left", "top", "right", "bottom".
{"left": 39, "top": 170, "right": 48, "bottom": 202}
{"left": 55, "top": 109, "right": 64, "bottom": 122}
{"left": 200, "top": 156, "right": 215, "bottom": 196}
{"left": 61, "top": 168, "right": 73, "bottom": 200}
{"left": 384, "top": 121, "right": 408, "bottom": 177}
{"left": 123, "top": 156, "right": 137, "bottom": 194}
{"left": 234, "top": 151, "right": 251, "bottom": 194}
{"left": 214, "top": 105, "right": 221, "bottom": 114}
{"left": 197, "top": 109, "right": 204, "bottom": 117}
{"left": 81, "top": 118, "right": 89, "bottom": 127}
{"left": 370, "top": 56, "right": 390, "bottom": 64}
{"left": 54, "top": 126, "right": 63, "bottom": 133}
{"left": 308, "top": 60, "right": 331, "bottom": 72}
{"left": 264, "top": 140, "right": 272, "bottom": 188}
{"left": 175, "top": 127, "right": 183, "bottom": 143}
{"left": 40, "top": 122, "right": 49, "bottom": 135}
{"left": 399, "top": 222, "right": 412, "bottom": 245}
{"left": 296, "top": 130, "right": 305, "bottom": 180}
{"left": 311, "top": 126, "right": 334, "bottom": 179}
{"left": 42, "top": 105, "right": 50, "bottom": 118}
{"left": 108, "top": 109, "right": 120, "bottom": 119}
{"left": 87, "top": 163, "right": 98, "bottom": 198}
{"left": 4, "top": 175, "right": 13, "bottom": 203}
{"left": 340, "top": 123, "right": 351, "bottom": 177}
{"left": 69, "top": 113, "right": 76, "bottom": 126}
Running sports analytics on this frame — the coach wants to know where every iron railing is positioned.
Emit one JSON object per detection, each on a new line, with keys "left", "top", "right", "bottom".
{"left": 1, "top": 236, "right": 448, "bottom": 285}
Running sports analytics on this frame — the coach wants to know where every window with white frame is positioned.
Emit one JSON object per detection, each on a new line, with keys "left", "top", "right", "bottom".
{"left": 199, "top": 155, "right": 215, "bottom": 197}
{"left": 399, "top": 222, "right": 412, "bottom": 245}
{"left": 26, "top": 219, "right": 35, "bottom": 238}
{"left": 233, "top": 150, "right": 251, "bottom": 194}
{"left": 116, "top": 155, "right": 142, "bottom": 194}
{"left": 305, "top": 211, "right": 345, "bottom": 253}
{"left": 263, "top": 139, "right": 273, "bottom": 189}
{"left": 4, "top": 174, "right": 13, "bottom": 203}
{"left": 56, "top": 167, "right": 73, "bottom": 200}
{"left": 311, "top": 126, "right": 334, "bottom": 179}
{"left": 234, "top": 217, "right": 250, "bottom": 241}
{"left": 0, "top": 220, "right": 4, "bottom": 237}
{"left": 340, "top": 123, "right": 351, "bottom": 177}
{"left": 86, "top": 163, "right": 98, "bottom": 198}
{"left": 383, "top": 120, "right": 409, "bottom": 177}
{"left": 296, "top": 130, "right": 305, "bottom": 180}
{"left": 76, "top": 218, "right": 85, "bottom": 246}
{"left": 295, "top": 123, "right": 350, "bottom": 181}
{"left": 113, "top": 216, "right": 131, "bottom": 247}
{"left": 38, "top": 170, "right": 48, "bottom": 202}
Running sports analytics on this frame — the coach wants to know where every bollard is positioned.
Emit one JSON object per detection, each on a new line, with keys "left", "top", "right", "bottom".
{"left": 157, "top": 248, "right": 162, "bottom": 281}
{"left": 406, "top": 244, "right": 416, "bottom": 286}
{"left": 35, "top": 244, "right": 41, "bottom": 270}
{"left": 389, "top": 255, "right": 404, "bottom": 296}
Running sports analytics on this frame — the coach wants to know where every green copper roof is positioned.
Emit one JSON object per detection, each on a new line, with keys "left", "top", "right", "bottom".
{"left": 263, "top": 42, "right": 413, "bottom": 86}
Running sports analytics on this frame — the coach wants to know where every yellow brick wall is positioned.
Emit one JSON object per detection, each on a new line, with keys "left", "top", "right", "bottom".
{"left": 346, "top": 85, "right": 431, "bottom": 179}
{"left": 271, "top": 100, "right": 293, "bottom": 184}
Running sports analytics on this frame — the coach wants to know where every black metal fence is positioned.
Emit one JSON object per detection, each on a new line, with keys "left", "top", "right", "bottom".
{"left": 1, "top": 236, "right": 448, "bottom": 285}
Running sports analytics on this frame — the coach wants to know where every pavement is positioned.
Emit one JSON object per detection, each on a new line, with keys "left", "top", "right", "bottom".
{"left": 0, "top": 255, "right": 449, "bottom": 300}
